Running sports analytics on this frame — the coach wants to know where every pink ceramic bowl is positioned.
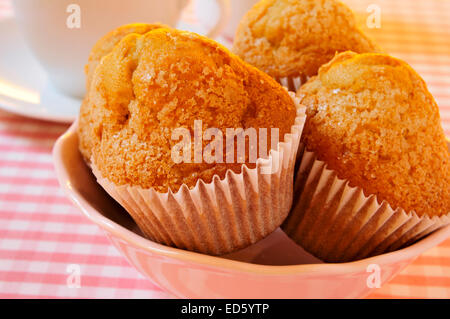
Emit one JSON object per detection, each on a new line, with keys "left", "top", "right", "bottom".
{"left": 53, "top": 122, "right": 450, "bottom": 299}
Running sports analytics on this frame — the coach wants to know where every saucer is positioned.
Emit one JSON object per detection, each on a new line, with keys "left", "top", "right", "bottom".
{"left": 0, "top": 17, "right": 80, "bottom": 123}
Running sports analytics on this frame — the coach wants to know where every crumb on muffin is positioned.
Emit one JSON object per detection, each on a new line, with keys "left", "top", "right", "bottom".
{"left": 232, "top": 0, "right": 381, "bottom": 79}
{"left": 79, "top": 28, "right": 297, "bottom": 192}
{"left": 298, "top": 51, "right": 450, "bottom": 217}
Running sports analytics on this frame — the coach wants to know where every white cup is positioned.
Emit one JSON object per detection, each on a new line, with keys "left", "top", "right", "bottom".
{"left": 12, "top": 0, "right": 230, "bottom": 98}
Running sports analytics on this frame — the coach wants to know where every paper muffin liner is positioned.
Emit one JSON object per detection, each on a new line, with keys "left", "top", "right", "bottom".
{"left": 275, "top": 75, "right": 311, "bottom": 92}
{"left": 91, "top": 93, "right": 306, "bottom": 256}
{"left": 282, "top": 145, "right": 450, "bottom": 263}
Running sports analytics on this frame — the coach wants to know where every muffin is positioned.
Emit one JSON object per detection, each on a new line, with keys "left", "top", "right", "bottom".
{"left": 232, "top": 0, "right": 380, "bottom": 91}
{"left": 79, "top": 27, "right": 306, "bottom": 255}
{"left": 282, "top": 52, "right": 450, "bottom": 262}
{"left": 80, "top": 23, "right": 167, "bottom": 162}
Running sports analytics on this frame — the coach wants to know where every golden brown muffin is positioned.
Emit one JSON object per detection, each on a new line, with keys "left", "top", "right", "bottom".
{"left": 232, "top": 0, "right": 380, "bottom": 79}
{"left": 298, "top": 51, "right": 450, "bottom": 217}
{"left": 79, "top": 28, "right": 296, "bottom": 192}
{"left": 85, "top": 23, "right": 167, "bottom": 91}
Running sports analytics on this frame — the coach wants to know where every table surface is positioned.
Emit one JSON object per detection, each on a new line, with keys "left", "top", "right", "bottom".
{"left": 0, "top": 0, "right": 449, "bottom": 299}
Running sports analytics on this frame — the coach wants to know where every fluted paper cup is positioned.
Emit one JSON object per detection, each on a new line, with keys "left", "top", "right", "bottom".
{"left": 282, "top": 146, "right": 450, "bottom": 263}
{"left": 275, "top": 75, "right": 311, "bottom": 92}
{"left": 91, "top": 93, "right": 306, "bottom": 256}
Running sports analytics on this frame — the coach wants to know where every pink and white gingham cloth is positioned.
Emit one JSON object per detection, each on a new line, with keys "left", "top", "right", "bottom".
{"left": 0, "top": 0, "right": 449, "bottom": 299}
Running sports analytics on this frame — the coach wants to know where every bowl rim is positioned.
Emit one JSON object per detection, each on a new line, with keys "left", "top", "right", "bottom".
{"left": 53, "top": 121, "right": 450, "bottom": 276}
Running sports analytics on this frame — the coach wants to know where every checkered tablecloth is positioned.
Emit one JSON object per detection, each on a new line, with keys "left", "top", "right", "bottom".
{"left": 0, "top": 0, "right": 449, "bottom": 299}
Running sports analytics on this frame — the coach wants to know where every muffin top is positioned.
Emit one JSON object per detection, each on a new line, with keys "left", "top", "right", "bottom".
{"left": 85, "top": 23, "right": 167, "bottom": 91}
{"left": 79, "top": 28, "right": 296, "bottom": 192}
{"left": 232, "top": 0, "right": 380, "bottom": 79}
{"left": 298, "top": 51, "right": 450, "bottom": 217}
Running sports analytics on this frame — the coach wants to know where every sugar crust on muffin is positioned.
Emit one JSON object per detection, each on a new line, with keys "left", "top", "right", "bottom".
{"left": 79, "top": 28, "right": 297, "bottom": 192}
{"left": 85, "top": 23, "right": 168, "bottom": 91}
{"left": 80, "top": 23, "right": 167, "bottom": 162}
